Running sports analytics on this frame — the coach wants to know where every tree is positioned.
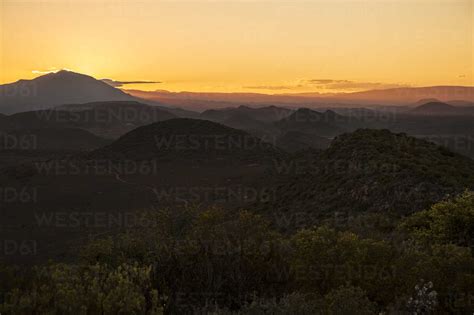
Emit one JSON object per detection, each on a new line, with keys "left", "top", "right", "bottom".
{"left": 400, "top": 191, "right": 474, "bottom": 247}
{"left": 0, "top": 263, "right": 161, "bottom": 314}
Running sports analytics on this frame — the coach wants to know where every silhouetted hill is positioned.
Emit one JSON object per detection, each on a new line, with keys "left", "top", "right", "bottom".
{"left": 0, "top": 71, "right": 137, "bottom": 114}
{"left": 447, "top": 100, "right": 474, "bottom": 107}
{"left": 200, "top": 105, "right": 293, "bottom": 123}
{"left": 0, "top": 128, "right": 110, "bottom": 151}
{"left": 2, "top": 101, "right": 177, "bottom": 138}
{"left": 199, "top": 105, "right": 291, "bottom": 138}
{"left": 264, "top": 129, "right": 474, "bottom": 230}
{"left": 91, "top": 118, "right": 281, "bottom": 162}
{"left": 221, "top": 112, "right": 269, "bottom": 132}
{"left": 276, "top": 131, "right": 331, "bottom": 152}
{"left": 413, "top": 98, "right": 441, "bottom": 106}
{"left": 409, "top": 102, "right": 458, "bottom": 115}
{"left": 275, "top": 108, "right": 347, "bottom": 137}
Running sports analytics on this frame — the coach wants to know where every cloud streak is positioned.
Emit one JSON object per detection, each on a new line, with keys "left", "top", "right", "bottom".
{"left": 32, "top": 68, "right": 72, "bottom": 75}
{"left": 244, "top": 79, "right": 411, "bottom": 91}
{"left": 102, "top": 79, "right": 161, "bottom": 88}
{"left": 243, "top": 85, "right": 304, "bottom": 90}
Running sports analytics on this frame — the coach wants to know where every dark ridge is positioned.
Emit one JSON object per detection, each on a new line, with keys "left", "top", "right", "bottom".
{"left": 91, "top": 118, "right": 282, "bottom": 162}
{"left": 262, "top": 129, "right": 474, "bottom": 230}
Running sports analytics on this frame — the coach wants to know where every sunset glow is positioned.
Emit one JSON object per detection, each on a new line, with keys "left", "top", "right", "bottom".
{"left": 1, "top": 0, "right": 473, "bottom": 93}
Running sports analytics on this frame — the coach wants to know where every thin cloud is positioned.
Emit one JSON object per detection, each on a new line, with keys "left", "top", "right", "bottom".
{"left": 322, "top": 81, "right": 410, "bottom": 90}
{"left": 102, "top": 79, "right": 161, "bottom": 88}
{"left": 306, "top": 79, "right": 352, "bottom": 84}
{"left": 32, "top": 68, "right": 72, "bottom": 75}
{"left": 243, "top": 79, "right": 410, "bottom": 91}
{"left": 243, "top": 85, "right": 303, "bottom": 90}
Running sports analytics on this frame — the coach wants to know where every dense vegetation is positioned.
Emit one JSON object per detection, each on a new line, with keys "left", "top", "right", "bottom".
{"left": 1, "top": 127, "right": 474, "bottom": 314}
{"left": 264, "top": 129, "right": 474, "bottom": 230}
{"left": 1, "top": 191, "right": 473, "bottom": 314}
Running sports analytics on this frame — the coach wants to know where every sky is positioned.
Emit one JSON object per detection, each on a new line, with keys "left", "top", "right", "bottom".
{"left": 0, "top": 0, "right": 473, "bottom": 93}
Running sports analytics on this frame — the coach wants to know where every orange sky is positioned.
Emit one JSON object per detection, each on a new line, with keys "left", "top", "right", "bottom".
{"left": 1, "top": 0, "right": 473, "bottom": 93}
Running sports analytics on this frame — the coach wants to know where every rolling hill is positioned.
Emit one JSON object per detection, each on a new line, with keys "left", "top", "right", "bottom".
{"left": 409, "top": 101, "right": 474, "bottom": 116}
{"left": 275, "top": 108, "right": 348, "bottom": 137}
{"left": 1, "top": 101, "right": 177, "bottom": 139}
{"left": 91, "top": 118, "right": 282, "bottom": 162}
{"left": 200, "top": 105, "right": 293, "bottom": 123}
{"left": 276, "top": 131, "right": 331, "bottom": 152}
{"left": 0, "top": 128, "right": 110, "bottom": 151}
{"left": 262, "top": 129, "right": 474, "bottom": 230}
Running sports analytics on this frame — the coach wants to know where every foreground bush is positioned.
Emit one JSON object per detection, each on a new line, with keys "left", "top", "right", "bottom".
{"left": 2, "top": 193, "right": 474, "bottom": 314}
{"left": 0, "top": 263, "right": 161, "bottom": 314}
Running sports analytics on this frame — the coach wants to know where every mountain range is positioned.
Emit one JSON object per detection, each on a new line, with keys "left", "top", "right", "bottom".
{"left": 126, "top": 86, "right": 474, "bottom": 108}
{"left": 2, "top": 71, "right": 473, "bottom": 115}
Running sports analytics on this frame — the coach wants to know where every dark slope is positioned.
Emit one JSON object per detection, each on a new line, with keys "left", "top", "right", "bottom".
{"left": 263, "top": 129, "right": 474, "bottom": 230}
{"left": 0, "top": 70, "right": 135, "bottom": 114}
{"left": 200, "top": 105, "right": 293, "bottom": 123}
{"left": 0, "top": 128, "right": 110, "bottom": 151}
{"left": 275, "top": 108, "right": 347, "bottom": 137}
{"left": 276, "top": 131, "right": 331, "bottom": 152}
{"left": 221, "top": 112, "right": 270, "bottom": 133}
{"left": 3, "top": 101, "right": 177, "bottom": 138}
{"left": 91, "top": 118, "right": 282, "bottom": 162}
{"left": 409, "top": 102, "right": 458, "bottom": 115}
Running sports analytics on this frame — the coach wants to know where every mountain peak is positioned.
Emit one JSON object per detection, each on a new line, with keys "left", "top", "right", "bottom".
{"left": 37, "top": 70, "right": 94, "bottom": 81}
{"left": 0, "top": 70, "right": 135, "bottom": 114}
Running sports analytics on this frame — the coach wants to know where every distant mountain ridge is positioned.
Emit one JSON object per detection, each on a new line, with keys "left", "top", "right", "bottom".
{"left": 275, "top": 108, "right": 348, "bottom": 137}
{"left": 201, "top": 105, "right": 293, "bottom": 123}
{"left": 126, "top": 86, "right": 474, "bottom": 107}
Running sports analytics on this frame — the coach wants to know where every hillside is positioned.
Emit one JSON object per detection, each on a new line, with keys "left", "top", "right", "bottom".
{"left": 0, "top": 128, "right": 110, "bottom": 151}
{"left": 91, "top": 118, "right": 282, "bottom": 162}
{"left": 276, "top": 131, "right": 331, "bottom": 152}
{"left": 200, "top": 105, "right": 293, "bottom": 123}
{"left": 275, "top": 108, "right": 347, "bottom": 137}
{"left": 3, "top": 101, "right": 177, "bottom": 138}
{"left": 409, "top": 101, "right": 458, "bottom": 115}
{"left": 263, "top": 129, "right": 474, "bottom": 230}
